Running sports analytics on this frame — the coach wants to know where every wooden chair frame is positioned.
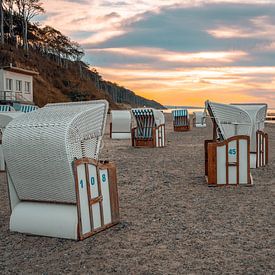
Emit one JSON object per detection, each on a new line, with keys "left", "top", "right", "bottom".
{"left": 74, "top": 158, "right": 120, "bottom": 240}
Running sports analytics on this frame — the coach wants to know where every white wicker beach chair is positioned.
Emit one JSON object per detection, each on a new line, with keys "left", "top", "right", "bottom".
{"left": 0, "top": 112, "right": 24, "bottom": 171}
{"left": 131, "top": 108, "right": 165, "bottom": 147}
{"left": 3, "top": 100, "right": 119, "bottom": 240}
{"left": 206, "top": 101, "right": 252, "bottom": 140}
{"left": 110, "top": 110, "right": 132, "bottom": 139}
{"left": 231, "top": 103, "right": 268, "bottom": 168}
{"left": 193, "top": 111, "right": 206, "bottom": 128}
{"left": 172, "top": 109, "right": 190, "bottom": 131}
{"left": 204, "top": 101, "right": 252, "bottom": 186}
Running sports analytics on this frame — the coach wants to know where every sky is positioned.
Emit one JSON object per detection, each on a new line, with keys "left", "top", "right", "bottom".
{"left": 40, "top": 0, "right": 275, "bottom": 107}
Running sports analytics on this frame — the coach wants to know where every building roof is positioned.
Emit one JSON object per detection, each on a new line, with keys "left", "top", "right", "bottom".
{"left": 0, "top": 65, "right": 39, "bottom": 76}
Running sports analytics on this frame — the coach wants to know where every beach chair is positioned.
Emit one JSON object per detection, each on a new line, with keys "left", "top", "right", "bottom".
{"left": 19, "top": 104, "right": 38, "bottom": 113}
{"left": 204, "top": 100, "right": 252, "bottom": 186}
{"left": 0, "top": 105, "right": 15, "bottom": 112}
{"left": 110, "top": 110, "right": 131, "bottom": 139}
{"left": 192, "top": 111, "right": 206, "bottom": 128}
{"left": 172, "top": 109, "right": 190, "bottom": 131}
{"left": 231, "top": 103, "right": 268, "bottom": 168}
{"left": 131, "top": 108, "right": 165, "bottom": 147}
{"left": 0, "top": 112, "right": 24, "bottom": 171}
{"left": 3, "top": 100, "right": 119, "bottom": 240}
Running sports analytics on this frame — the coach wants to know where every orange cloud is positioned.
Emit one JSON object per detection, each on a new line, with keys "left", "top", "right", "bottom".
{"left": 89, "top": 47, "right": 248, "bottom": 64}
{"left": 94, "top": 65, "right": 275, "bottom": 107}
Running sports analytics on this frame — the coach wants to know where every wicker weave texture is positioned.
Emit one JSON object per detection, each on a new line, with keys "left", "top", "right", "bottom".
{"left": 206, "top": 101, "right": 252, "bottom": 140}
{"left": 0, "top": 112, "right": 24, "bottom": 129}
{"left": 231, "top": 104, "right": 267, "bottom": 151}
{"left": 3, "top": 100, "right": 108, "bottom": 203}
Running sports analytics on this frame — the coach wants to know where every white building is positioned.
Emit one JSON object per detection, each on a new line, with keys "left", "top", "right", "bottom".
{"left": 0, "top": 65, "right": 38, "bottom": 104}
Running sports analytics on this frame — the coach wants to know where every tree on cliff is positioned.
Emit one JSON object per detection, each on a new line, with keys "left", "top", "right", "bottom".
{"left": 14, "top": 0, "right": 44, "bottom": 52}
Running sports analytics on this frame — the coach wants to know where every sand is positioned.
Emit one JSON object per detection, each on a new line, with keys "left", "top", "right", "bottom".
{"left": 0, "top": 114, "right": 274, "bottom": 274}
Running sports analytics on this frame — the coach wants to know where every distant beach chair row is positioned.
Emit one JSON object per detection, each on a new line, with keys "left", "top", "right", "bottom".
{"left": 0, "top": 100, "right": 269, "bottom": 241}
{"left": 110, "top": 108, "right": 206, "bottom": 148}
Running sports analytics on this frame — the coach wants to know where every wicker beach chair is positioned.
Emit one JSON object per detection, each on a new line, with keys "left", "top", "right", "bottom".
{"left": 3, "top": 100, "right": 119, "bottom": 240}
{"left": 131, "top": 108, "right": 165, "bottom": 147}
{"left": 172, "top": 109, "right": 190, "bottom": 131}
{"left": 0, "top": 112, "right": 24, "bottom": 171}
{"left": 193, "top": 111, "right": 206, "bottom": 128}
{"left": 110, "top": 110, "right": 132, "bottom": 139}
{"left": 231, "top": 103, "right": 268, "bottom": 168}
{"left": 204, "top": 101, "right": 253, "bottom": 186}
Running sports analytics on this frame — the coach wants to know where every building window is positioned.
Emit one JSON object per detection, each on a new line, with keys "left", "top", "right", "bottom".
{"left": 6, "top": 78, "right": 13, "bottom": 91}
{"left": 16, "top": 80, "right": 22, "bottom": 92}
{"left": 24, "top": 81, "right": 31, "bottom": 93}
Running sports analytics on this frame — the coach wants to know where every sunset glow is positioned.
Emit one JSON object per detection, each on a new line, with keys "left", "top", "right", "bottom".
{"left": 40, "top": 0, "right": 275, "bottom": 107}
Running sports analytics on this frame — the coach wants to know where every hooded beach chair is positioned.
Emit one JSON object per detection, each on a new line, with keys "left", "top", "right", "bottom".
{"left": 172, "top": 109, "right": 190, "bottom": 131}
{"left": 19, "top": 104, "right": 38, "bottom": 113}
{"left": 204, "top": 100, "right": 253, "bottom": 186}
{"left": 0, "top": 112, "right": 24, "bottom": 171}
{"left": 192, "top": 111, "right": 206, "bottom": 128}
{"left": 110, "top": 110, "right": 132, "bottom": 139}
{"left": 3, "top": 100, "right": 119, "bottom": 240}
{"left": 131, "top": 108, "right": 165, "bottom": 147}
{"left": 0, "top": 105, "right": 15, "bottom": 112}
{"left": 231, "top": 103, "right": 268, "bottom": 168}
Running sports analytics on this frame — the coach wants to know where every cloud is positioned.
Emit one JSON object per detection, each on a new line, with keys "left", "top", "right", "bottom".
{"left": 89, "top": 47, "right": 248, "bottom": 64}
{"left": 94, "top": 65, "right": 275, "bottom": 106}
{"left": 39, "top": 1, "right": 275, "bottom": 107}
{"left": 207, "top": 15, "right": 275, "bottom": 39}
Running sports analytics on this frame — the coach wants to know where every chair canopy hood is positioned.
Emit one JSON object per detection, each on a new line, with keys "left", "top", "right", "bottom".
{"left": 193, "top": 111, "right": 204, "bottom": 119}
{"left": 0, "top": 112, "right": 24, "bottom": 129}
{"left": 172, "top": 109, "right": 189, "bottom": 118}
{"left": 132, "top": 108, "right": 165, "bottom": 127}
{"left": 111, "top": 110, "right": 131, "bottom": 132}
{"left": 3, "top": 100, "right": 108, "bottom": 204}
{"left": 231, "top": 103, "right": 267, "bottom": 150}
{"left": 205, "top": 100, "right": 252, "bottom": 140}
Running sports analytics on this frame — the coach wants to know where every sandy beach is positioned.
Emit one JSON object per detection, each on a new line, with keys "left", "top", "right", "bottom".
{"left": 0, "top": 114, "right": 274, "bottom": 274}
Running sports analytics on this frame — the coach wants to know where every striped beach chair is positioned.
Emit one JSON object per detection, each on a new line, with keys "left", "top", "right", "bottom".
{"left": 231, "top": 103, "right": 268, "bottom": 168}
{"left": 19, "top": 104, "right": 38, "bottom": 113}
{"left": 3, "top": 100, "right": 119, "bottom": 240}
{"left": 110, "top": 110, "right": 132, "bottom": 139}
{"left": 0, "top": 105, "right": 15, "bottom": 112}
{"left": 172, "top": 109, "right": 190, "bottom": 131}
{"left": 131, "top": 108, "right": 165, "bottom": 147}
{"left": 204, "top": 100, "right": 253, "bottom": 186}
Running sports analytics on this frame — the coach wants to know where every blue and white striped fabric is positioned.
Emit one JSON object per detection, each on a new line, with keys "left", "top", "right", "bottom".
{"left": 19, "top": 105, "right": 38, "bottom": 113}
{"left": 172, "top": 109, "right": 189, "bottom": 126}
{"left": 172, "top": 109, "right": 188, "bottom": 117}
{"left": 132, "top": 109, "right": 155, "bottom": 138}
{"left": 0, "top": 105, "right": 15, "bottom": 112}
